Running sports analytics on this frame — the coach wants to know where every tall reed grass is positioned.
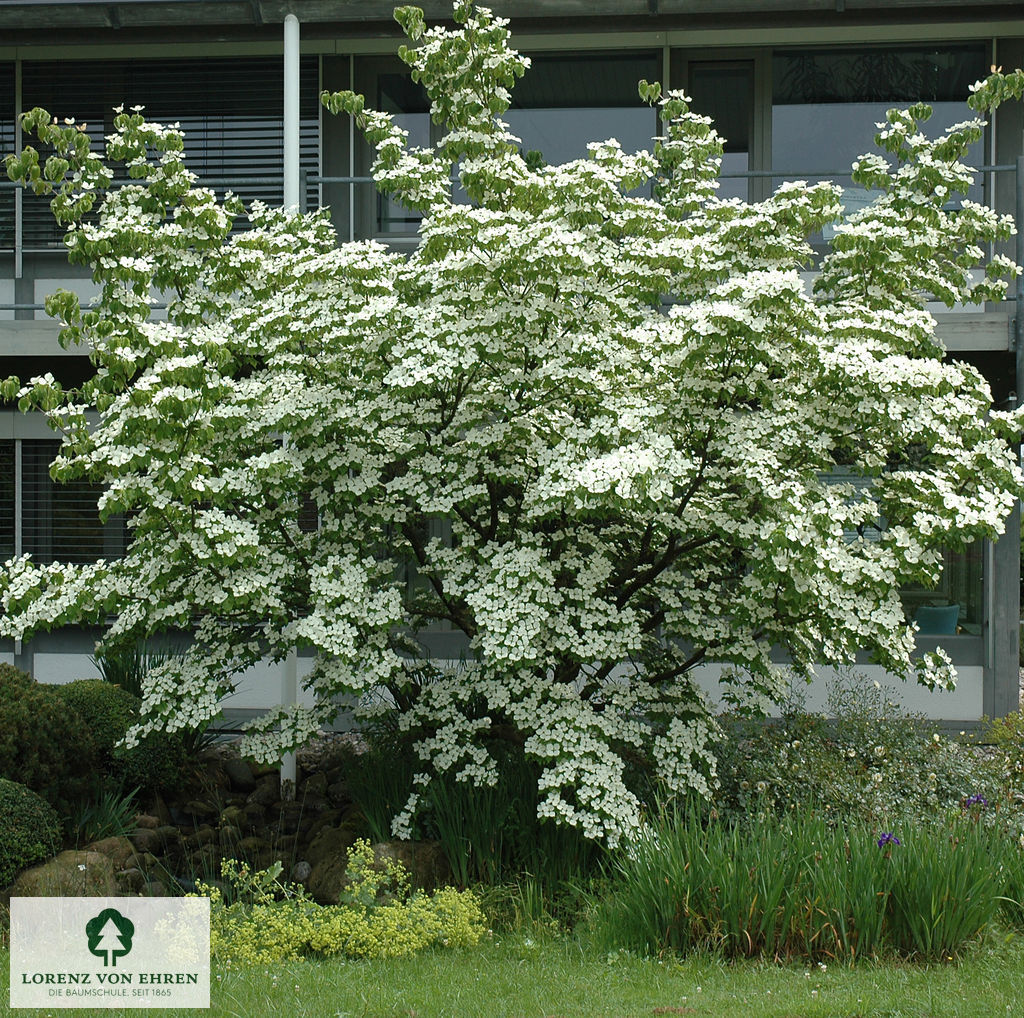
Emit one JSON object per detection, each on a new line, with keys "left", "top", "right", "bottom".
{"left": 590, "top": 806, "right": 1013, "bottom": 961}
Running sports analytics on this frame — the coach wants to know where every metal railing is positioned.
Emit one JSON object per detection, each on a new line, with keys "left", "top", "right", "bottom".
{"left": 3, "top": 159, "right": 1023, "bottom": 397}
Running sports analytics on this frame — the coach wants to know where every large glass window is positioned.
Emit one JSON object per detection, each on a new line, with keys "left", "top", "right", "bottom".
{"left": 377, "top": 71, "right": 430, "bottom": 235}
{"left": 0, "top": 441, "right": 13, "bottom": 562}
{"left": 367, "top": 51, "right": 660, "bottom": 236}
{"left": 0, "top": 62, "right": 14, "bottom": 253}
{"left": 687, "top": 61, "right": 754, "bottom": 202}
{"left": 772, "top": 45, "right": 987, "bottom": 206}
{"left": 505, "top": 52, "right": 659, "bottom": 168}
{"left": 19, "top": 57, "right": 320, "bottom": 249}
{"left": 20, "top": 440, "right": 127, "bottom": 564}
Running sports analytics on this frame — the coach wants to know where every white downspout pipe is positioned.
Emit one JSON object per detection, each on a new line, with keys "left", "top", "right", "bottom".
{"left": 280, "top": 10, "right": 300, "bottom": 799}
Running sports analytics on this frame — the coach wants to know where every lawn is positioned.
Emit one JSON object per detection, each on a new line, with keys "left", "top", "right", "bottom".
{"left": 3, "top": 929, "right": 1024, "bottom": 1018}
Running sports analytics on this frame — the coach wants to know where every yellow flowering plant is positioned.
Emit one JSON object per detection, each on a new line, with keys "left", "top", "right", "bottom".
{"left": 194, "top": 840, "right": 486, "bottom": 967}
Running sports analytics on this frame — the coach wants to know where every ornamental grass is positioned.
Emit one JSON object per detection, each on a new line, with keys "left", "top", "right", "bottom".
{"left": 591, "top": 805, "right": 1017, "bottom": 962}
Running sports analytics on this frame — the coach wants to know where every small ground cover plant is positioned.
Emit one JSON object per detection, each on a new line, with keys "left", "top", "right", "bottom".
{"left": 199, "top": 839, "right": 486, "bottom": 967}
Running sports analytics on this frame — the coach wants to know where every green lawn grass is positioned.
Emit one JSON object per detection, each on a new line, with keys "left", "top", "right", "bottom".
{"left": 3, "top": 928, "right": 1024, "bottom": 1018}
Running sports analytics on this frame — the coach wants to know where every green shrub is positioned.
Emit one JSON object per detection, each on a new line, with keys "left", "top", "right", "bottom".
{"left": 115, "top": 729, "right": 190, "bottom": 796}
{"left": 0, "top": 683, "right": 98, "bottom": 815}
{"left": 54, "top": 679, "right": 139, "bottom": 763}
{"left": 199, "top": 841, "right": 486, "bottom": 966}
{"left": 714, "top": 671, "right": 998, "bottom": 825}
{"left": 983, "top": 708, "right": 1024, "bottom": 803}
{"left": 54, "top": 677, "right": 189, "bottom": 796}
{"left": 0, "top": 778, "right": 62, "bottom": 888}
{"left": 0, "top": 663, "right": 33, "bottom": 703}
{"left": 590, "top": 805, "right": 1009, "bottom": 962}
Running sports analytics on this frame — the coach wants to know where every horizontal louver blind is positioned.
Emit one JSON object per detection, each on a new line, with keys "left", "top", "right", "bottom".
{"left": 0, "top": 62, "right": 14, "bottom": 252}
{"left": 20, "top": 56, "right": 319, "bottom": 249}
{"left": 0, "top": 441, "right": 13, "bottom": 561}
{"left": 21, "top": 440, "right": 128, "bottom": 564}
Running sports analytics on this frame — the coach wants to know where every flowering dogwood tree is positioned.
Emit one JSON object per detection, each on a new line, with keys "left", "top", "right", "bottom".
{"left": 4, "top": 3, "right": 1024, "bottom": 842}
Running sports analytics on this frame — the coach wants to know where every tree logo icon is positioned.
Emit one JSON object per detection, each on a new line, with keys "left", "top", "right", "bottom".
{"left": 85, "top": 908, "right": 135, "bottom": 967}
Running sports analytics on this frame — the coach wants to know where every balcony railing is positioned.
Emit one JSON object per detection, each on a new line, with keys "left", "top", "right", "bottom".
{"left": 3, "top": 160, "right": 1023, "bottom": 389}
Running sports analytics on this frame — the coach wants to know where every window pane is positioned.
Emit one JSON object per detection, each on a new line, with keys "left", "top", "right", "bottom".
{"left": 509, "top": 52, "right": 659, "bottom": 166}
{"left": 688, "top": 62, "right": 753, "bottom": 202}
{"left": 0, "top": 62, "right": 13, "bottom": 253}
{"left": 20, "top": 56, "right": 320, "bottom": 249}
{"left": 21, "top": 441, "right": 127, "bottom": 564}
{"left": 902, "top": 543, "right": 983, "bottom": 635}
{"left": 772, "top": 46, "right": 986, "bottom": 205}
{"left": 377, "top": 72, "right": 430, "bottom": 234}
{"left": 0, "top": 441, "right": 13, "bottom": 561}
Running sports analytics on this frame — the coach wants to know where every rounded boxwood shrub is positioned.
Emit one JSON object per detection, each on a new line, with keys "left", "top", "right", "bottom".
{"left": 0, "top": 662, "right": 34, "bottom": 703}
{"left": 0, "top": 777, "right": 62, "bottom": 888}
{"left": 54, "top": 679, "right": 139, "bottom": 764}
{"left": 0, "top": 683, "right": 99, "bottom": 815}
{"left": 54, "top": 679, "right": 189, "bottom": 796}
{"left": 115, "top": 728, "right": 190, "bottom": 796}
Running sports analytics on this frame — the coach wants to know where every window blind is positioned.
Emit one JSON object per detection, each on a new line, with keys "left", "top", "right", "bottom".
{"left": 19, "top": 55, "right": 319, "bottom": 250}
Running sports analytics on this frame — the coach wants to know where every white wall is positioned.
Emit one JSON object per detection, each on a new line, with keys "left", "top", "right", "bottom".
{"left": 18, "top": 649, "right": 985, "bottom": 722}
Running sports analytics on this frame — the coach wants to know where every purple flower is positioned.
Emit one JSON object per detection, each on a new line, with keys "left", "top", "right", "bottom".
{"left": 962, "top": 794, "right": 988, "bottom": 809}
{"left": 877, "top": 832, "right": 901, "bottom": 848}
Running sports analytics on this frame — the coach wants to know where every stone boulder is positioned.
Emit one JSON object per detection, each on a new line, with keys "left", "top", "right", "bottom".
{"left": 371, "top": 840, "right": 452, "bottom": 892}
{"left": 84, "top": 836, "right": 135, "bottom": 870}
{"left": 306, "top": 821, "right": 364, "bottom": 905}
{"left": 8, "top": 851, "right": 116, "bottom": 897}
{"left": 222, "top": 756, "right": 257, "bottom": 793}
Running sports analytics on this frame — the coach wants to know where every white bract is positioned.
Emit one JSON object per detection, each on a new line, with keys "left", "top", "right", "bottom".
{"left": 4, "top": 3, "right": 1024, "bottom": 844}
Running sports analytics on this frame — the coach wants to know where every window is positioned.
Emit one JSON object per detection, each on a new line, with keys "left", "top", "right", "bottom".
{"left": 359, "top": 51, "right": 660, "bottom": 237}
{"left": 0, "top": 62, "right": 14, "bottom": 253}
{"left": 505, "top": 51, "right": 659, "bottom": 169}
{"left": 0, "top": 441, "right": 13, "bottom": 561}
{"left": 18, "top": 56, "right": 320, "bottom": 250}
{"left": 772, "top": 46, "right": 987, "bottom": 203}
{"left": 687, "top": 62, "right": 754, "bottom": 202}
{"left": 19, "top": 440, "right": 127, "bottom": 564}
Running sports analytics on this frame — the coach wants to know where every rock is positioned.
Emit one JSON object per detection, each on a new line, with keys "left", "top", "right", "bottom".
{"left": 221, "top": 757, "right": 256, "bottom": 790}
{"left": 301, "top": 772, "right": 328, "bottom": 798}
{"left": 9, "top": 851, "right": 116, "bottom": 897}
{"left": 218, "top": 825, "right": 242, "bottom": 849}
{"left": 183, "top": 800, "right": 218, "bottom": 821}
{"left": 200, "top": 760, "right": 230, "bottom": 791}
{"left": 220, "top": 805, "right": 247, "bottom": 829}
{"left": 154, "top": 825, "right": 182, "bottom": 847}
{"left": 84, "top": 836, "right": 135, "bottom": 870}
{"left": 133, "top": 813, "right": 160, "bottom": 830}
{"left": 129, "top": 827, "right": 162, "bottom": 855}
{"left": 187, "top": 844, "right": 220, "bottom": 875}
{"left": 151, "top": 794, "right": 174, "bottom": 827}
{"left": 247, "top": 774, "right": 280, "bottom": 808}
{"left": 143, "top": 879, "right": 168, "bottom": 897}
{"left": 116, "top": 867, "right": 146, "bottom": 894}
{"left": 291, "top": 861, "right": 312, "bottom": 883}
{"left": 306, "top": 822, "right": 364, "bottom": 905}
{"left": 305, "top": 809, "right": 344, "bottom": 844}
{"left": 276, "top": 801, "right": 306, "bottom": 835}
{"left": 139, "top": 852, "right": 160, "bottom": 872}
{"left": 243, "top": 803, "right": 266, "bottom": 830}
{"left": 184, "top": 825, "right": 217, "bottom": 850}
{"left": 327, "top": 780, "right": 351, "bottom": 808}
{"left": 372, "top": 840, "right": 452, "bottom": 892}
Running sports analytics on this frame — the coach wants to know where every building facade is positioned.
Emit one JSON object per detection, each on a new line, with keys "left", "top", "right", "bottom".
{"left": 1, "top": 0, "right": 1022, "bottom": 724}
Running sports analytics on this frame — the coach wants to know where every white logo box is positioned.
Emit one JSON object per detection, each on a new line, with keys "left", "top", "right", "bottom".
{"left": 10, "top": 897, "right": 210, "bottom": 1010}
